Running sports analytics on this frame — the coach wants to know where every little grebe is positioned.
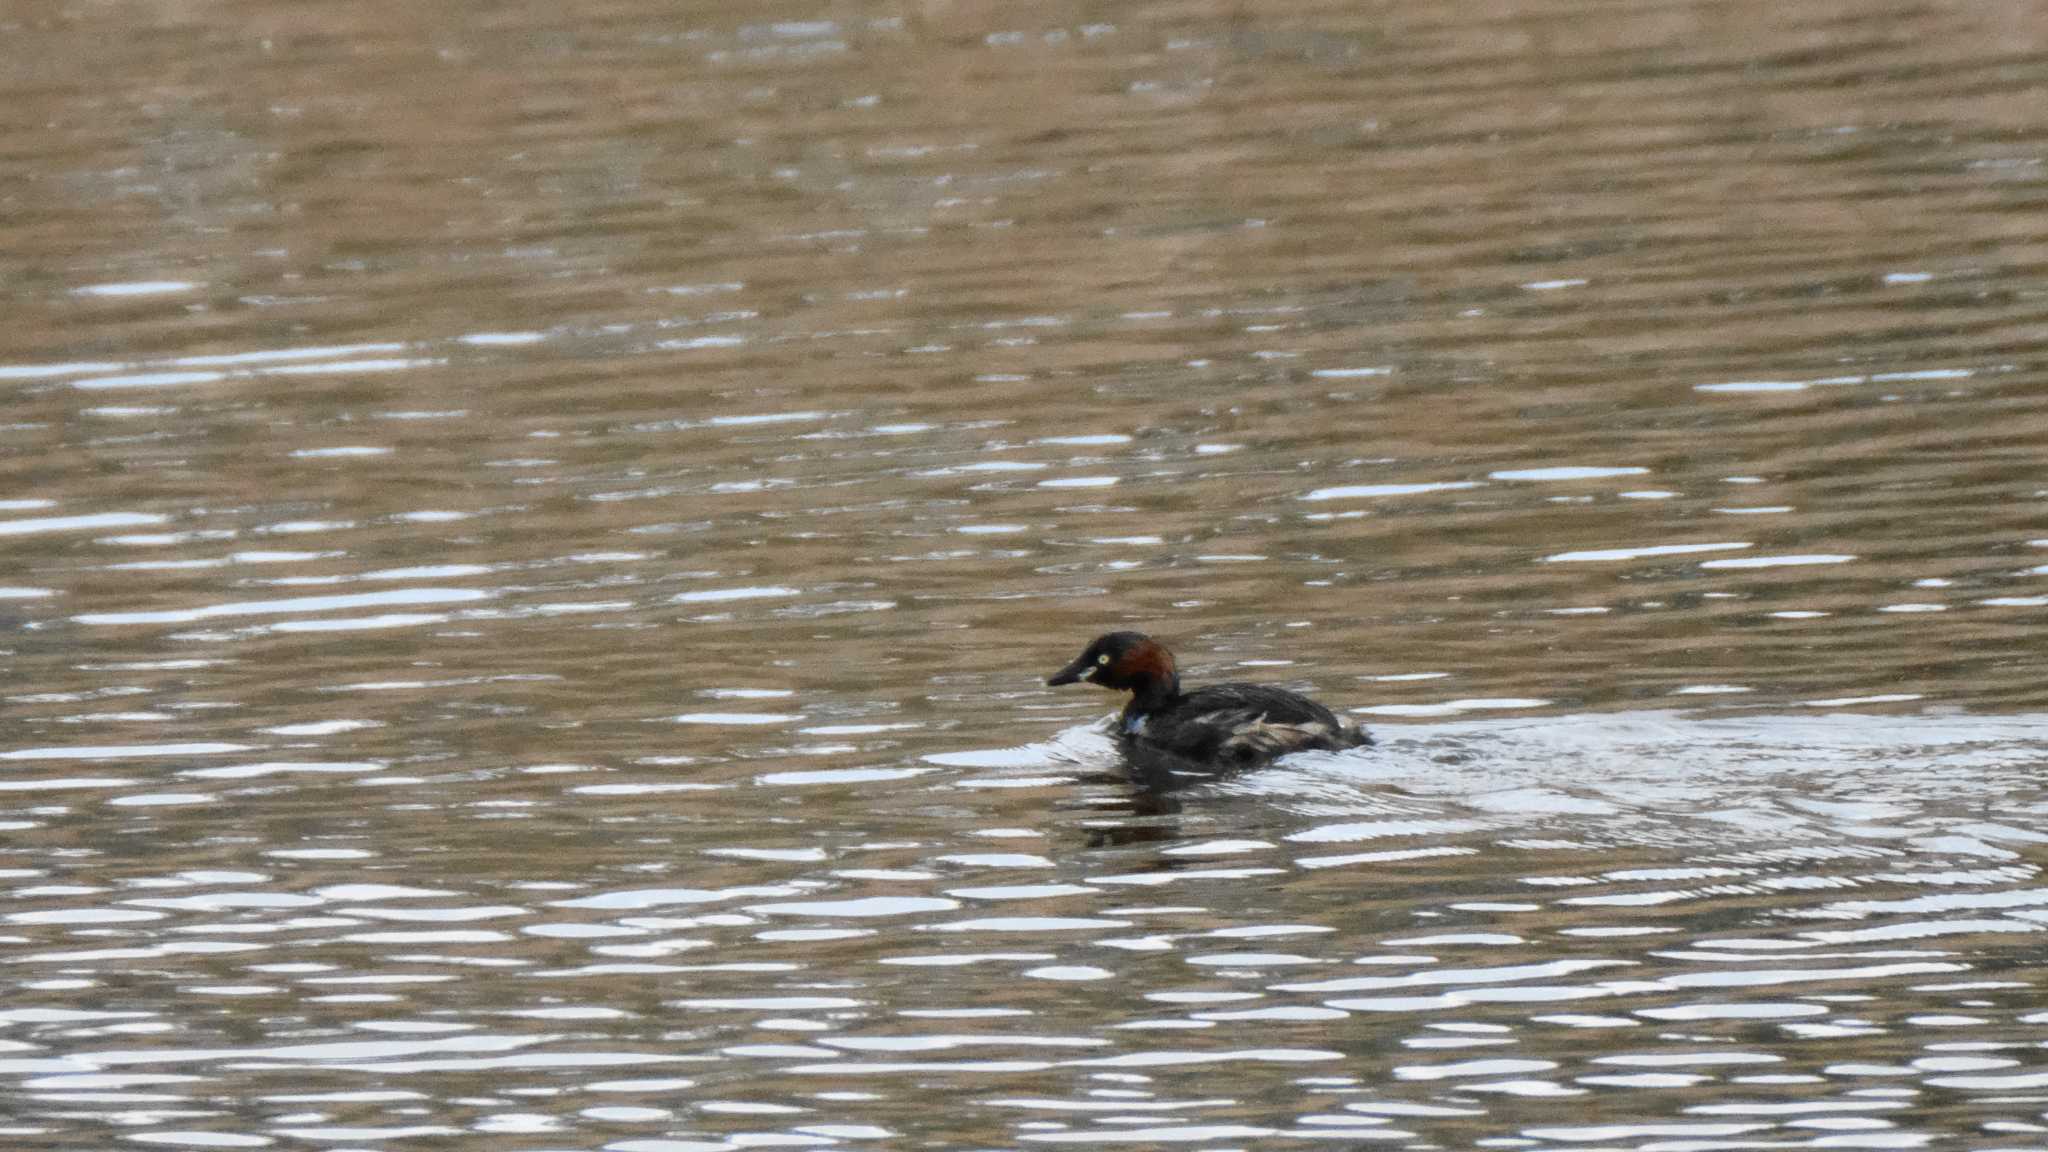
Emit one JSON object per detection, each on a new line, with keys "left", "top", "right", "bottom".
{"left": 1048, "top": 631, "right": 1370, "bottom": 770}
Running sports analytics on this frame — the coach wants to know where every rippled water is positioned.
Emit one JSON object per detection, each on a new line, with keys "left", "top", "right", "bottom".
{"left": 7, "top": 0, "right": 2048, "bottom": 1147}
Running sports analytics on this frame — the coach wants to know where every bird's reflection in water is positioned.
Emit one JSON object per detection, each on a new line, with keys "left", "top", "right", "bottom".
{"left": 1069, "top": 742, "right": 1254, "bottom": 849}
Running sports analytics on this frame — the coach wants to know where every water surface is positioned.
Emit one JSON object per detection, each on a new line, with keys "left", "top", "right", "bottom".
{"left": 5, "top": 0, "right": 2048, "bottom": 1147}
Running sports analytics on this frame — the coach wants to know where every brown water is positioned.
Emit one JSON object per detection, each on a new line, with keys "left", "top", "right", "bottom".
{"left": 7, "top": 0, "right": 2048, "bottom": 1147}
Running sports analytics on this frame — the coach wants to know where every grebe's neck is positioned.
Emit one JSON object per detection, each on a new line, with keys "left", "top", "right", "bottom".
{"left": 1126, "top": 672, "right": 1181, "bottom": 715}
{"left": 1121, "top": 639, "right": 1181, "bottom": 712}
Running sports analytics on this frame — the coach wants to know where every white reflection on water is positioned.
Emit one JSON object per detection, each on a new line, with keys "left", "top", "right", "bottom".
{"left": 71, "top": 588, "right": 493, "bottom": 626}
{"left": 0, "top": 511, "right": 168, "bottom": 536}
{"left": 73, "top": 281, "right": 199, "bottom": 298}
{"left": 1543, "top": 542, "right": 1750, "bottom": 563}
{"left": 1489, "top": 467, "right": 1648, "bottom": 481}
{"left": 1302, "top": 481, "right": 1483, "bottom": 500}
{"left": 1701, "top": 553, "right": 1858, "bottom": 569}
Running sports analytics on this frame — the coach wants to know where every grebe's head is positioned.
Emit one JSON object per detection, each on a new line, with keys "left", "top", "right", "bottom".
{"left": 1047, "top": 631, "right": 1179, "bottom": 695}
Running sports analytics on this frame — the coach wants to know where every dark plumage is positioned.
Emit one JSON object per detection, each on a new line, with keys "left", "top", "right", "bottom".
{"left": 1047, "top": 631, "right": 1370, "bottom": 772}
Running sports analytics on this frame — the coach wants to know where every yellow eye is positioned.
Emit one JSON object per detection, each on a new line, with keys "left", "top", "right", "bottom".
{"left": 1096, "top": 653, "right": 1111, "bottom": 665}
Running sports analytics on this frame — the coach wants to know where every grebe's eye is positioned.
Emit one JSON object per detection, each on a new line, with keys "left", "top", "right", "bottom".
{"left": 1096, "top": 653, "right": 1111, "bottom": 666}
